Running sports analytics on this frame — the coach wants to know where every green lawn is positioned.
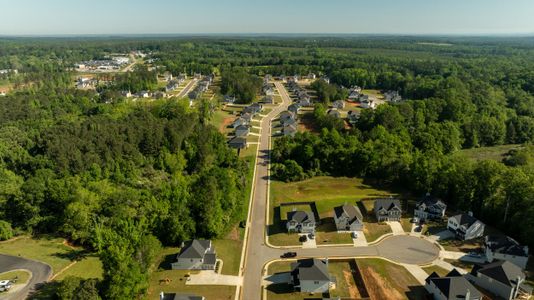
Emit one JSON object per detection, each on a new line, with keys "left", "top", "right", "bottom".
{"left": 212, "top": 239, "right": 243, "bottom": 276}
{"left": 459, "top": 144, "right": 522, "bottom": 162}
{"left": 401, "top": 218, "right": 413, "bottom": 233}
{"left": 269, "top": 177, "right": 396, "bottom": 246}
{"left": 444, "top": 259, "right": 475, "bottom": 272}
{"left": 0, "top": 270, "right": 31, "bottom": 284}
{"left": 0, "top": 236, "right": 103, "bottom": 279}
{"left": 267, "top": 261, "right": 292, "bottom": 275}
{"left": 329, "top": 261, "right": 358, "bottom": 298}
{"left": 422, "top": 265, "right": 450, "bottom": 277}
{"left": 147, "top": 247, "right": 236, "bottom": 300}
{"left": 357, "top": 258, "right": 426, "bottom": 300}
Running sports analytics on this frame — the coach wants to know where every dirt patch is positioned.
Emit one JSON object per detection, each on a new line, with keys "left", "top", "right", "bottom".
{"left": 219, "top": 117, "right": 235, "bottom": 133}
{"left": 225, "top": 226, "right": 240, "bottom": 241}
{"left": 360, "top": 266, "right": 404, "bottom": 300}
{"left": 343, "top": 269, "right": 361, "bottom": 299}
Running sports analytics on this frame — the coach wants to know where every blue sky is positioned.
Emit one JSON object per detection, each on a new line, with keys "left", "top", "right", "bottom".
{"left": 1, "top": 0, "right": 533, "bottom": 35}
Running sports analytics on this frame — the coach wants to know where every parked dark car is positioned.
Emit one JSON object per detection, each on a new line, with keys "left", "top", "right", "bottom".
{"left": 280, "top": 252, "right": 297, "bottom": 258}
{"left": 299, "top": 235, "right": 308, "bottom": 242}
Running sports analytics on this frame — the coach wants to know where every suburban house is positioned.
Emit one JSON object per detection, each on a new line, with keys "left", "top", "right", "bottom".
{"left": 231, "top": 117, "right": 247, "bottom": 129}
{"left": 241, "top": 113, "right": 253, "bottom": 123}
{"left": 384, "top": 90, "right": 402, "bottom": 102}
{"left": 467, "top": 260, "right": 528, "bottom": 300}
{"left": 243, "top": 103, "right": 263, "bottom": 115}
{"left": 347, "top": 110, "right": 360, "bottom": 125}
{"left": 425, "top": 269, "right": 482, "bottom": 300}
{"left": 348, "top": 86, "right": 362, "bottom": 100}
{"left": 288, "top": 103, "right": 300, "bottom": 114}
{"left": 290, "top": 259, "right": 333, "bottom": 293}
{"left": 485, "top": 235, "right": 529, "bottom": 269}
{"left": 279, "top": 111, "right": 296, "bottom": 124}
{"left": 121, "top": 90, "right": 132, "bottom": 98}
{"left": 282, "top": 116, "right": 297, "bottom": 127}
{"left": 286, "top": 210, "right": 316, "bottom": 233}
{"left": 235, "top": 125, "right": 250, "bottom": 137}
{"left": 160, "top": 292, "right": 205, "bottom": 300}
{"left": 298, "top": 97, "right": 312, "bottom": 107}
{"left": 283, "top": 124, "right": 297, "bottom": 137}
{"left": 447, "top": 212, "right": 485, "bottom": 241}
{"left": 261, "top": 95, "right": 274, "bottom": 104}
{"left": 136, "top": 91, "right": 151, "bottom": 98}
{"left": 360, "top": 99, "right": 377, "bottom": 109}
{"left": 263, "top": 86, "right": 275, "bottom": 96}
{"left": 171, "top": 240, "right": 217, "bottom": 270}
{"left": 228, "top": 137, "right": 247, "bottom": 149}
{"left": 307, "top": 73, "right": 316, "bottom": 80}
{"left": 373, "top": 198, "right": 402, "bottom": 222}
{"left": 327, "top": 109, "right": 341, "bottom": 119}
{"left": 166, "top": 80, "right": 180, "bottom": 92}
{"left": 332, "top": 100, "right": 345, "bottom": 109}
{"left": 414, "top": 193, "right": 447, "bottom": 221}
{"left": 334, "top": 204, "right": 364, "bottom": 232}
{"left": 223, "top": 95, "right": 236, "bottom": 104}
{"left": 321, "top": 76, "right": 330, "bottom": 84}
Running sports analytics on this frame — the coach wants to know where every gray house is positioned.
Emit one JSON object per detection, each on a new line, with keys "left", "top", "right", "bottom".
{"left": 228, "top": 137, "right": 247, "bottom": 149}
{"left": 288, "top": 103, "right": 300, "bottom": 115}
{"left": 230, "top": 117, "right": 247, "bottom": 129}
{"left": 347, "top": 110, "right": 360, "bottom": 125}
{"left": 374, "top": 198, "right": 402, "bottom": 222}
{"left": 414, "top": 194, "right": 447, "bottom": 221}
{"left": 290, "top": 259, "right": 332, "bottom": 293}
{"left": 160, "top": 292, "right": 205, "bottom": 300}
{"left": 485, "top": 235, "right": 529, "bottom": 269}
{"left": 425, "top": 269, "right": 482, "bottom": 300}
{"left": 235, "top": 125, "right": 250, "bottom": 137}
{"left": 171, "top": 240, "right": 216, "bottom": 270}
{"left": 332, "top": 100, "right": 345, "bottom": 109}
{"left": 467, "top": 260, "right": 527, "bottom": 300}
{"left": 334, "top": 204, "right": 364, "bottom": 232}
{"left": 447, "top": 213, "right": 485, "bottom": 241}
{"left": 327, "top": 109, "right": 341, "bottom": 119}
{"left": 280, "top": 111, "right": 296, "bottom": 125}
{"left": 286, "top": 210, "right": 316, "bottom": 233}
{"left": 283, "top": 124, "right": 297, "bottom": 137}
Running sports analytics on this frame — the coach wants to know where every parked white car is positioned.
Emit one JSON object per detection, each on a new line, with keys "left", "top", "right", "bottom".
{"left": 0, "top": 280, "right": 12, "bottom": 292}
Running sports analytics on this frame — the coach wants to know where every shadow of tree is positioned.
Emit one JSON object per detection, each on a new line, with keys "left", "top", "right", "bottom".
{"left": 158, "top": 253, "right": 177, "bottom": 270}
{"left": 405, "top": 285, "right": 427, "bottom": 300}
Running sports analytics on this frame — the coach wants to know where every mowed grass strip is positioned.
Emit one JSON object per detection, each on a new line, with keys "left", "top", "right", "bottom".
{"left": 0, "top": 270, "right": 31, "bottom": 284}
{"left": 422, "top": 265, "right": 450, "bottom": 277}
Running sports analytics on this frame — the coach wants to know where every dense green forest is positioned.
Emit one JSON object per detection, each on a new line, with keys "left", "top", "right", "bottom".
{"left": 2, "top": 36, "right": 534, "bottom": 298}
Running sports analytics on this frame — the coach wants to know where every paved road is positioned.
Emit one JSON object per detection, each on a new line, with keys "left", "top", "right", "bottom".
{"left": 238, "top": 83, "right": 439, "bottom": 300}
{"left": 0, "top": 254, "right": 51, "bottom": 300}
{"left": 175, "top": 79, "right": 198, "bottom": 98}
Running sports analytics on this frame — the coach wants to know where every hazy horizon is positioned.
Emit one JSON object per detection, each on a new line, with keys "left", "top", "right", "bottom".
{"left": 1, "top": 0, "right": 534, "bottom": 36}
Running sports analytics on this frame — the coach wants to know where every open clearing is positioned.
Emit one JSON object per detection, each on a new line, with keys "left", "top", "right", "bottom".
{"left": 459, "top": 144, "right": 522, "bottom": 162}
{"left": 0, "top": 236, "right": 103, "bottom": 279}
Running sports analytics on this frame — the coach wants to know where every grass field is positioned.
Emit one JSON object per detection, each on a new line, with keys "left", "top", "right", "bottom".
{"left": 329, "top": 261, "right": 359, "bottom": 298}
{"left": 459, "top": 144, "right": 522, "bottom": 162}
{"left": 357, "top": 258, "right": 425, "bottom": 300}
{"left": 0, "top": 236, "right": 103, "bottom": 279}
{"left": 269, "top": 177, "right": 396, "bottom": 246}
{"left": 0, "top": 270, "right": 31, "bottom": 284}
{"left": 422, "top": 265, "right": 450, "bottom": 277}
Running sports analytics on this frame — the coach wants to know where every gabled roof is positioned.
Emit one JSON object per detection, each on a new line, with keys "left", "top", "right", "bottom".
{"left": 425, "top": 269, "right": 482, "bottom": 299}
{"left": 471, "top": 260, "right": 525, "bottom": 287}
{"left": 374, "top": 198, "right": 401, "bottom": 212}
{"left": 283, "top": 124, "right": 297, "bottom": 134}
{"left": 334, "top": 204, "right": 363, "bottom": 224}
{"left": 417, "top": 194, "right": 446, "bottom": 211}
{"left": 485, "top": 235, "right": 529, "bottom": 257}
{"left": 449, "top": 213, "right": 479, "bottom": 228}
{"left": 291, "top": 258, "right": 330, "bottom": 282}
{"left": 228, "top": 137, "right": 247, "bottom": 148}
{"left": 178, "top": 240, "right": 211, "bottom": 259}
{"left": 287, "top": 210, "right": 315, "bottom": 223}
{"left": 235, "top": 125, "right": 249, "bottom": 131}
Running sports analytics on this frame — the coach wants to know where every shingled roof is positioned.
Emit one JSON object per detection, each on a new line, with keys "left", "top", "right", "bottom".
{"left": 291, "top": 258, "right": 330, "bottom": 283}
{"left": 287, "top": 210, "right": 315, "bottom": 223}
{"left": 426, "top": 269, "right": 482, "bottom": 300}
{"left": 471, "top": 260, "right": 525, "bottom": 287}
{"left": 485, "top": 235, "right": 529, "bottom": 257}
{"left": 334, "top": 204, "right": 363, "bottom": 224}
{"left": 178, "top": 240, "right": 211, "bottom": 259}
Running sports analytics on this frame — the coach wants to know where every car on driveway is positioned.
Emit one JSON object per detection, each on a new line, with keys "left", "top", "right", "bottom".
{"left": 351, "top": 231, "right": 358, "bottom": 238}
{"left": 299, "top": 235, "right": 308, "bottom": 242}
{"left": 308, "top": 233, "right": 315, "bottom": 240}
{"left": 280, "top": 252, "right": 297, "bottom": 258}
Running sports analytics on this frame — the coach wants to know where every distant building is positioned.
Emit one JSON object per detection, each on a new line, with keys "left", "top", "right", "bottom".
{"left": 347, "top": 110, "right": 360, "bottom": 124}
{"left": 171, "top": 240, "right": 216, "bottom": 270}
{"left": 332, "top": 100, "right": 345, "bottom": 110}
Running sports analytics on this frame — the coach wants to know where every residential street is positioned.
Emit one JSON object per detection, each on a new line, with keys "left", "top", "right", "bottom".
{"left": 175, "top": 79, "right": 198, "bottom": 98}
{"left": 0, "top": 254, "right": 51, "bottom": 300}
{"left": 238, "top": 82, "right": 440, "bottom": 300}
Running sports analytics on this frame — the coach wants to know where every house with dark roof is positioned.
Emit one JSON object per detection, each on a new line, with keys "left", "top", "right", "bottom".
{"left": 334, "top": 204, "right": 364, "bottom": 232}
{"left": 261, "top": 95, "right": 274, "bottom": 104}
{"left": 235, "top": 125, "right": 250, "bottom": 137}
{"left": 286, "top": 210, "right": 316, "bottom": 233}
{"left": 223, "top": 95, "right": 236, "bottom": 104}
{"left": 228, "top": 136, "right": 247, "bottom": 149}
{"left": 348, "top": 86, "right": 362, "bottom": 100}
{"left": 447, "top": 213, "right": 485, "bottom": 241}
{"left": 467, "top": 260, "right": 528, "bottom": 300}
{"left": 171, "top": 240, "right": 217, "bottom": 270}
{"left": 241, "top": 113, "right": 253, "bottom": 123}
{"left": 283, "top": 124, "right": 297, "bottom": 137}
{"left": 279, "top": 111, "right": 296, "bottom": 125}
{"left": 327, "top": 109, "right": 341, "bottom": 119}
{"left": 425, "top": 269, "right": 482, "bottom": 300}
{"left": 230, "top": 117, "right": 247, "bottom": 129}
{"left": 288, "top": 103, "right": 300, "bottom": 115}
{"left": 332, "top": 100, "right": 345, "bottom": 110}
{"left": 373, "top": 198, "right": 402, "bottom": 222}
{"left": 414, "top": 193, "right": 447, "bottom": 221}
{"left": 485, "top": 235, "right": 529, "bottom": 269}
{"left": 160, "top": 292, "right": 205, "bottom": 300}
{"left": 290, "top": 259, "right": 332, "bottom": 293}
{"left": 347, "top": 110, "right": 360, "bottom": 125}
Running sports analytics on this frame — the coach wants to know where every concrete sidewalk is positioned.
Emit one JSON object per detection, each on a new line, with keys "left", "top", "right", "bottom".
{"left": 353, "top": 231, "right": 368, "bottom": 247}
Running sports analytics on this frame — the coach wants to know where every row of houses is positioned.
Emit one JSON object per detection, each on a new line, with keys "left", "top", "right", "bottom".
{"left": 188, "top": 74, "right": 214, "bottom": 100}
{"left": 228, "top": 102, "right": 263, "bottom": 149}
{"left": 426, "top": 261, "right": 531, "bottom": 300}
{"left": 165, "top": 73, "right": 187, "bottom": 92}
{"left": 74, "top": 57, "right": 130, "bottom": 71}
{"left": 286, "top": 81, "right": 312, "bottom": 107}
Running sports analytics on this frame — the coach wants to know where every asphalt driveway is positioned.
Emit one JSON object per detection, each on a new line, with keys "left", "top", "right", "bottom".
{"left": 0, "top": 254, "right": 51, "bottom": 300}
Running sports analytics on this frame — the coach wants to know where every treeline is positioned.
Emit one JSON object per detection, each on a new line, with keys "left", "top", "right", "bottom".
{"left": 0, "top": 86, "right": 247, "bottom": 298}
{"left": 309, "top": 79, "right": 348, "bottom": 104}
{"left": 220, "top": 68, "right": 263, "bottom": 104}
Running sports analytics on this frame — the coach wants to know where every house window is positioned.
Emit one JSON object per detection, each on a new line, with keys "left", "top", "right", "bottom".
{"left": 314, "top": 281, "right": 319, "bottom": 284}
